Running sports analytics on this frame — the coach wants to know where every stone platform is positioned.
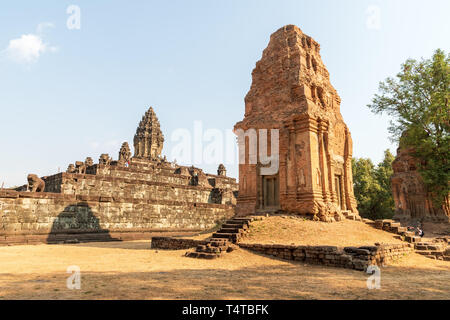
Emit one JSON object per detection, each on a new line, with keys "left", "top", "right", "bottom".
{"left": 0, "top": 107, "right": 238, "bottom": 245}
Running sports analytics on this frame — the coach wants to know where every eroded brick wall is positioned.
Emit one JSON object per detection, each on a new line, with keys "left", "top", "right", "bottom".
{"left": 150, "top": 237, "right": 208, "bottom": 250}
{"left": 0, "top": 190, "right": 234, "bottom": 245}
{"left": 43, "top": 165, "right": 237, "bottom": 205}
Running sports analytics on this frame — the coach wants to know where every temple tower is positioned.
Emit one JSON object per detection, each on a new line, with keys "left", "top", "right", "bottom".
{"left": 234, "top": 25, "right": 358, "bottom": 221}
{"left": 133, "top": 107, "right": 164, "bottom": 159}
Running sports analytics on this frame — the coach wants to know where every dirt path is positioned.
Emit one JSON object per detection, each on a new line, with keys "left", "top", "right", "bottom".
{"left": 0, "top": 240, "right": 448, "bottom": 299}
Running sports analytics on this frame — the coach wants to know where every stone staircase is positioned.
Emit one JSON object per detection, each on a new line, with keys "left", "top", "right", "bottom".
{"left": 371, "top": 219, "right": 450, "bottom": 261}
{"left": 185, "top": 217, "right": 254, "bottom": 259}
{"left": 373, "top": 219, "right": 423, "bottom": 243}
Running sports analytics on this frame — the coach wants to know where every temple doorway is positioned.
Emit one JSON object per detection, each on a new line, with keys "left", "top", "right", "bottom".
{"left": 262, "top": 175, "right": 279, "bottom": 209}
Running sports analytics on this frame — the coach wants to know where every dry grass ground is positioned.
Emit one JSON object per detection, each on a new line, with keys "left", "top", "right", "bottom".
{"left": 0, "top": 239, "right": 448, "bottom": 300}
{"left": 241, "top": 216, "right": 406, "bottom": 246}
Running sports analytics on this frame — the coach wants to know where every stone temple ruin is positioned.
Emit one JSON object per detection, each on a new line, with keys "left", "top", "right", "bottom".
{"left": 1, "top": 24, "right": 448, "bottom": 267}
{"left": 0, "top": 107, "right": 238, "bottom": 245}
{"left": 234, "top": 25, "right": 359, "bottom": 222}
{"left": 392, "top": 145, "right": 450, "bottom": 222}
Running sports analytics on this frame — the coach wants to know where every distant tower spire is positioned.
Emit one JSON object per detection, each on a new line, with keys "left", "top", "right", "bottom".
{"left": 133, "top": 106, "right": 164, "bottom": 159}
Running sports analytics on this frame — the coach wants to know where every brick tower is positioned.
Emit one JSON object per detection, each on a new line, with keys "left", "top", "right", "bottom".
{"left": 234, "top": 25, "right": 358, "bottom": 221}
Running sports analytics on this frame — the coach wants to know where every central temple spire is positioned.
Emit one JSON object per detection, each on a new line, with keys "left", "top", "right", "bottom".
{"left": 133, "top": 106, "right": 164, "bottom": 159}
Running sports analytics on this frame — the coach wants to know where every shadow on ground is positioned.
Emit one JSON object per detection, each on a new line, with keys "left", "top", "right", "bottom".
{"left": 47, "top": 202, "right": 119, "bottom": 244}
{"left": 0, "top": 251, "right": 448, "bottom": 300}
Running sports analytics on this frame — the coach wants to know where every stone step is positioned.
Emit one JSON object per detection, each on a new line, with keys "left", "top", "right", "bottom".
{"left": 185, "top": 251, "right": 220, "bottom": 259}
{"left": 196, "top": 245, "right": 221, "bottom": 254}
{"left": 222, "top": 223, "right": 248, "bottom": 230}
{"left": 218, "top": 227, "right": 243, "bottom": 234}
{"left": 415, "top": 250, "right": 444, "bottom": 257}
{"left": 381, "top": 220, "right": 395, "bottom": 228}
{"left": 212, "top": 233, "right": 240, "bottom": 242}
{"left": 416, "top": 244, "right": 446, "bottom": 251}
{"left": 232, "top": 217, "right": 254, "bottom": 222}
{"left": 225, "top": 220, "right": 249, "bottom": 226}
{"left": 396, "top": 227, "right": 407, "bottom": 233}
{"left": 405, "top": 235, "right": 422, "bottom": 243}
{"left": 341, "top": 211, "right": 351, "bottom": 217}
{"left": 209, "top": 239, "right": 229, "bottom": 247}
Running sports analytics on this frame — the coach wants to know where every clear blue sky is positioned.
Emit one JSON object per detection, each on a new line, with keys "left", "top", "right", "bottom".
{"left": 0, "top": 0, "right": 449, "bottom": 187}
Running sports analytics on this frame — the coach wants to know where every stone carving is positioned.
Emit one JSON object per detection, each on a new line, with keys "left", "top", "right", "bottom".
{"left": 189, "top": 166, "right": 208, "bottom": 187}
{"left": 85, "top": 157, "right": 94, "bottom": 167}
{"left": 174, "top": 166, "right": 191, "bottom": 176}
{"left": 217, "top": 164, "right": 226, "bottom": 176}
{"left": 27, "top": 174, "right": 45, "bottom": 192}
{"left": 209, "top": 188, "right": 224, "bottom": 204}
{"left": 99, "top": 154, "right": 111, "bottom": 166}
{"left": 75, "top": 161, "right": 86, "bottom": 174}
{"left": 118, "top": 142, "right": 131, "bottom": 165}
{"left": 297, "top": 168, "right": 306, "bottom": 189}
{"left": 391, "top": 146, "right": 449, "bottom": 222}
{"left": 133, "top": 107, "right": 164, "bottom": 159}
{"left": 234, "top": 25, "right": 358, "bottom": 218}
{"left": 66, "top": 164, "right": 76, "bottom": 173}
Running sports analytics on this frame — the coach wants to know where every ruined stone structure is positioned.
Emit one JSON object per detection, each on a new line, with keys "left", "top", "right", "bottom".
{"left": 391, "top": 146, "right": 449, "bottom": 222}
{"left": 118, "top": 142, "right": 131, "bottom": 164}
{"left": 133, "top": 106, "right": 164, "bottom": 160}
{"left": 0, "top": 107, "right": 238, "bottom": 245}
{"left": 234, "top": 25, "right": 358, "bottom": 221}
{"left": 27, "top": 174, "right": 45, "bottom": 193}
{"left": 217, "top": 164, "right": 227, "bottom": 176}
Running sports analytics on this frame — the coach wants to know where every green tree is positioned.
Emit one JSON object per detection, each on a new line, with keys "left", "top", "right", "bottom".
{"left": 367, "top": 49, "right": 449, "bottom": 206}
{"left": 352, "top": 150, "right": 396, "bottom": 220}
{"left": 374, "top": 149, "right": 396, "bottom": 217}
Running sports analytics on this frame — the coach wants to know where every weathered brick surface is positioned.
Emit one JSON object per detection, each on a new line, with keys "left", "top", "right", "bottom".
{"left": 0, "top": 190, "right": 234, "bottom": 240}
{"left": 1, "top": 108, "right": 238, "bottom": 245}
{"left": 238, "top": 243, "right": 413, "bottom": 271}
{"left": 234, "top": 25, "right": 358, "bottom": 220}
{"left": 151, "top": 237, "right": 209, "bottom": 250}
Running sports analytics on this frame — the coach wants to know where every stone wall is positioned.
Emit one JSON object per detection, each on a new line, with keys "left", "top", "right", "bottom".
{"left": 151, "top": 237, "right": 208, "bottom": 250}
{"left": 0, "top": 190, "right": 234, "bottom": 245}
{"left": 43, "top": 163, "right": 237, "bottom": 205}
{"left": 238, "top": 243, "right": 413, "bottom": 271}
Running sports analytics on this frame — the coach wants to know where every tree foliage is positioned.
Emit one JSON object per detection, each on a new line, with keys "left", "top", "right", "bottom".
{"left": 367, "top": 49, "right": 449, "bottom": 205}
{"left": 352, "top": 150, "right": 395, "bottom": 220}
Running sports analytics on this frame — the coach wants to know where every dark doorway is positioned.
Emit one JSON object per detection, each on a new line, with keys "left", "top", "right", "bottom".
{"left": 262, "top": 175, "right": 279, "bottom": 209}
{"left": 335, "top": 175, "right": 342, "bottom": 209}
